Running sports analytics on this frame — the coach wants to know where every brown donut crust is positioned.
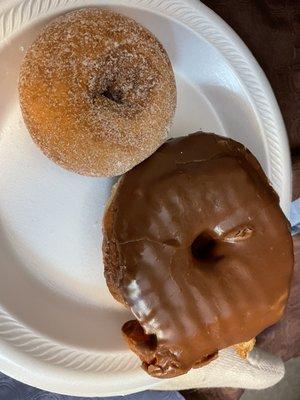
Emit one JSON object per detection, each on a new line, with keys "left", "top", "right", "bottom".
{"left": 19, "top": 8, "right": 176, "bottom": 176}
{"left": 103, "top": 132, "right": 293, "bottom": 378}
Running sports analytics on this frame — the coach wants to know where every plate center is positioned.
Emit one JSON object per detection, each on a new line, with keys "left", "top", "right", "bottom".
{"left": 0, "top": 74, "right": 224, "bottom": 306}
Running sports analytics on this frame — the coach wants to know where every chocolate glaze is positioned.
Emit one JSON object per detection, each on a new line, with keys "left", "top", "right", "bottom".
{"left": 103, "top": 132, "right": 293, "bottom": 378}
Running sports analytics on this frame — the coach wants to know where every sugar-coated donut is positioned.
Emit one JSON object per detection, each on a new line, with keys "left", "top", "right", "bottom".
{"left": 103, "top": 132, "right": 293, "bottom": 378}
{"left": 19, "top": 8, "right": 176, "bottom": 176}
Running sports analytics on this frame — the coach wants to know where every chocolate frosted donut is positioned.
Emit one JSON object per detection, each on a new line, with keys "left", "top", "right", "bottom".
{"left": 103, "top": 132, "right": 293, "bottom": 378}
{"left": 19, "top": 8, "right": 176, "bottom": 176}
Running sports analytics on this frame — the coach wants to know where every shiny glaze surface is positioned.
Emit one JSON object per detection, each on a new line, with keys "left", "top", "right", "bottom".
{"left": 104, "top": 133, "right": 293, "bottom": 378}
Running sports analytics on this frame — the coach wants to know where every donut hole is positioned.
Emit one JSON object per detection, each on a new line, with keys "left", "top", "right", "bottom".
{"left": 191, "top": 232, "right": 218, "bottom": 262}
{"left": 101, "top": 87, "right": 124, "bottom": 105}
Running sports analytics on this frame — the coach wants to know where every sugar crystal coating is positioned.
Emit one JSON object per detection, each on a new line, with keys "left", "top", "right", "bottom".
{"left": 19, "top": 8, "right": 177, "bottom": 176}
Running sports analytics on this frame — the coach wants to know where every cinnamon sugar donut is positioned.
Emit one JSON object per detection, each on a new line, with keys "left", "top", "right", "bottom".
{"left": 103, "top": 132, "right": 293, "bottom": 378}
{"left": 19, "top": 8, "right": 176, "bottom": 176}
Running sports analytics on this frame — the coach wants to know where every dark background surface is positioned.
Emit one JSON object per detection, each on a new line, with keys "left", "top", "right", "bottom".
{"left": 0, "top": 1, "right": 299, "bottom": 399}
{"left": 202, "top": 0, "right": 300, "bottom": 153}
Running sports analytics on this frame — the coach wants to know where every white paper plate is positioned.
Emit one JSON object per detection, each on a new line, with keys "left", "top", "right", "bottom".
{"left": 0, "top": 0, "right": 291, "bottom": 396}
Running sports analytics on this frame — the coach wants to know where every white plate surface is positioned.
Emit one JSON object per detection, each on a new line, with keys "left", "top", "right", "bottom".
{"left": 0, "top": 0, "right": 291, "bottom": 396}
